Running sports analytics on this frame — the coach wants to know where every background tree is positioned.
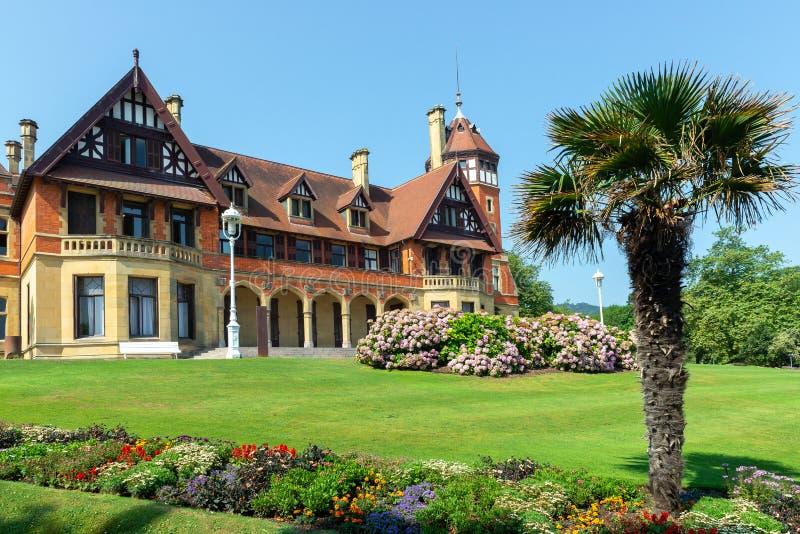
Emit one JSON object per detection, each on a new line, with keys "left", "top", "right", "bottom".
{"left": 512, "top": 63, "right": 796, "bottom": 512}
{"left": 684, "top": 227, "right": 800, "bottom": 366}
{"left": 597, "top": 299, "right": 634, "bottom": 331}
{"left": 507, "top": 251, "right": 554, "bottom": 317}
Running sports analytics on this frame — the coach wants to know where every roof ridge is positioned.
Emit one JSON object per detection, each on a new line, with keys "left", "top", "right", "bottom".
{"left": 390, "top": 161, "right": 458, "bottom": 192}
{"left": 195, "top": 143, "right": 397, "bottom": 192}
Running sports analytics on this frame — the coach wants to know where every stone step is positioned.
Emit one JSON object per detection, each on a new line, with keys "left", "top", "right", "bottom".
{"left": 190, "top": 347, "right": 356, "bottom": 359}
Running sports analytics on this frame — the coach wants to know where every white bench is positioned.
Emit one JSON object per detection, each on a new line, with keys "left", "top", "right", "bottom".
{"left": 119, "top": 341, "right": 181, "bottom": 360}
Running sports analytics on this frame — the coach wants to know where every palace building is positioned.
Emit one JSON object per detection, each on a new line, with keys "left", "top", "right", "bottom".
{"left": 1, "top": 55, "right": 517, "bottom": 358}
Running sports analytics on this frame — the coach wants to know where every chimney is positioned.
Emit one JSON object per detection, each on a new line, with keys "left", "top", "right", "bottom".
{"left": 350, "top": 148, "right": 370, "bottom": 198}
{"left": 165, "top": 94, "right": 183, "bottom": 124}
{"left": 19, "top": 119, "right": 38, "bottom": 171}
{"left": 5, "top": 140, "right": 21, "bottom": 175}
{"left": 426, "top": 105, "right": 446, "bottom": 170}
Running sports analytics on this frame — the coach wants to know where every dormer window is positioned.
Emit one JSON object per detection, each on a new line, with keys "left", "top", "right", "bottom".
{"left": 349, "top": 208, "right": 367, "bottom": 229}
{"left": 223, "top": 185, "right": 246, "bottom": 208}
{"left": 290, "top": 198, "right": 312, "bottom": 219}
{"left": 220, "top": 164, "right": 250, "bottom": 209}
{"left": 278, "top": 173, "right": 318, "bottom": 222}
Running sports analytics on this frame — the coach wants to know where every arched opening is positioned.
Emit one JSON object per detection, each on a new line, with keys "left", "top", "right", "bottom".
{"left": 349, "top": 293, "right": 377, "bottom": 347}
{"left": 384, "top": 295, "right": 409, "bottom": 311}
{"left": 312, "top": 291, "right": 344, "bottom": 347}
{"left": 269, "top": 287, "right": 305, "bottom": 347}
{"left": 223, "top": 285, "right": 260, "bottom": 347}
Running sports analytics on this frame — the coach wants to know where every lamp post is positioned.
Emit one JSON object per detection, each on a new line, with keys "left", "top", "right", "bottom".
{"left": 221, "top": 204, "right": 243, "bottom": 359}
{"left": 592, "top": 269, "right": 605, "bottom": 325}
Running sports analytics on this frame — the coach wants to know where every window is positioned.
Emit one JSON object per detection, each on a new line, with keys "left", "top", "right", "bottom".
{"left": 0, "top": 297, "right": 7, "bottom": 340}
{"left": 129, "top": 277, "right": 157, "bottom": 337}
{"left": 331, "top": 244, "right": 346, "bottom": 266}
{"left": 68, "top": 191, "right": 96, "bottom": 235}
{"left": 389, "top": 248, "right": 400, "bottom": 273}
{"left": 0, "top": 218, "right": 7, "bottom": 256}
{"left": 108, "top": 132, "right": 161, "bottom": 169}
{"left": 177, "top": 283, "right": 194, "bottom": 339}
{"left": 364, "top": 249, "right": 378, "bottom": 270}
{"left": 76, "top": 276, "right": 104, "bottom": 337}
{"left": 486, "top": 197, "right": 494, "bottom": 213}
{"left": 223, "top": 185, "right": 246, "bottom": 207}
{"left": 349, "top": 209, "right": 367, "bottom": 228}
{"left": 255, "top": 233, "right": 274, "bottom": 259}
{"left": 295, "top": 239, "right": 312, "bottom": 263}
{"left": 493, "top": 266, "right": 500, "bottom": 293}
{"left": 171, "top": 208, "right": 194, "bottom": 247}
{"left": 443, "top": 206, "right": 458, "bottom": 227}
{"left": 462, "top": 302, "right": 475, "bottom": 313}
{"left": 431, "top": 301, "right": 450, "bottom": 309}
{"left": 290, "top": 198, "right": 312, "bottom": 219}
{"left": 219, "top": 227, "right": 244, "bottom": 255}
{"left": 122, "top": 201, "right": 149, "bottom": 238}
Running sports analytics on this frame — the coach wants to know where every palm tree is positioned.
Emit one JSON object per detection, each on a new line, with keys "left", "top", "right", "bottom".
{"left": 512, "top": 63, "right": 796, "bottom": 513}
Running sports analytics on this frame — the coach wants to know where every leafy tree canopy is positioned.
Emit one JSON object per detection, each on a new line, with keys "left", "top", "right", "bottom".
{"left": 507, "top": 251, "right": 554, "bottom": 317}
{"left": 684, "top": 227, "right": 800, "bottom": 366}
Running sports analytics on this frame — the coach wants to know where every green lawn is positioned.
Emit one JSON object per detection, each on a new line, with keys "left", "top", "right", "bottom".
{"left": 0, "top": 480, "right": 333, "bottom": 534}
{"left": 1, "top": 359, "right": 797, "bottom": 488}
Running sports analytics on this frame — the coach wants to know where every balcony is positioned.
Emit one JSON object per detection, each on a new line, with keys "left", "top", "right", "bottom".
{"left": 61, "top": 236, "right": 201, "bottom": 266}
{"left": 422, "top": 275, "right": 484, "bottom": 292}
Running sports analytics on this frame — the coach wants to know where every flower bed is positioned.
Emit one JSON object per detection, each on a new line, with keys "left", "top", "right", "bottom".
{"left": 356, "top": 310, "right": 636, "bottom": 376}
{"left": 1, "top": 420, "right": 795, "bottom": 533}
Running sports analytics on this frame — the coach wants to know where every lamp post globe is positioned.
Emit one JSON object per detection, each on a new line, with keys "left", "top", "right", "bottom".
{"left": 592, "top": 270, "right": 605, "bottom": 325}
{"left": 221, "top": 204, "right": 243, "bottom": 359}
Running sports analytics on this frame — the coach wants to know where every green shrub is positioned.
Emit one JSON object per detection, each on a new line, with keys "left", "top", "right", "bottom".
{"left": 527, "top": 465, "right": 642, "bottom": 507}
{"left": 122, "top": 462, "right": 177, "bottom": 498}
{"left": 443, "top": 313, "right": 510, "bottom": 360}
{"left": 301, "top": 470, "right": 349, "bottom": 515}
{"left": 253, "top": 469, "right": 315, "bottom": 518}
{"left": 681, "top": 497, "right": 787, "bottom": 533}
{"left": 416, "top": 475, "right": 522, "bottom": 533}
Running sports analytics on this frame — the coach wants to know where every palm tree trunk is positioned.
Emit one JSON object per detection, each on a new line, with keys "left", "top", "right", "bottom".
{"left": 625, "top": 218, "right": 690, "bottom": 514}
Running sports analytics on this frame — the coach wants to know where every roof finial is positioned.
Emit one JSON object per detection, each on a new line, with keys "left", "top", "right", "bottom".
{"left": 132, "top": 48, "right": 140, "bottom": 92}
{"left": 455, "top": 49, "right": 464, "bottom": 119}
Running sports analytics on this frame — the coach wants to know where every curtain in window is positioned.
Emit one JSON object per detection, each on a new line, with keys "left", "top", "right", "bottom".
{"left": 178, "top": 302, "right": 189, "bottom": 338}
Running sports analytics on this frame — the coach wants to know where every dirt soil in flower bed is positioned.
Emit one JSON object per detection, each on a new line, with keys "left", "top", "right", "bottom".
{"left": 430, "top": 366, "right": 634, "bottom": 378}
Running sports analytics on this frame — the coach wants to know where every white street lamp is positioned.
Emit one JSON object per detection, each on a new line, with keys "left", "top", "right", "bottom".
{"left": 221, "top": 204, "right": 243, "bottom": 359}
{"left": 592, "top": 269, "right": 605, "bottom": 325}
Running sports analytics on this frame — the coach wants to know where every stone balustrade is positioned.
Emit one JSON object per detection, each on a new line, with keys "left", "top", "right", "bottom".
{"left": 61, "top": 236, "right": 201, "bottom": 265}
{"left": 422, "top": 275, "right": 484, "bottom": 292}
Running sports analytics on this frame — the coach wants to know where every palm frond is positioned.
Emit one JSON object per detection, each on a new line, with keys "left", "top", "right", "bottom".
{"left": 511, "top": 165, "right": 604, "bottom": 264}
{"left": 606, "top": 61, "right": 707, "bottom": 144}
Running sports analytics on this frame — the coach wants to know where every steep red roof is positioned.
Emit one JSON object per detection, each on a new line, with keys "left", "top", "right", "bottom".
{"left": 11, "top": 66, "right": 228, "bottom": 217}
{"left": 45, "top": 164, "right": 216, "bottom": 205}
{"left": 443, "top": 116, "right": 497, "bottom": 156}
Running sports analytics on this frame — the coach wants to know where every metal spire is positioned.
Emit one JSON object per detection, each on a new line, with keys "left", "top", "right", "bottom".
{"left": 132, "top": 49, "right": 140, "bottom": 92}
{"left": 455, "top": 50, "right": 464, "bottom": 118}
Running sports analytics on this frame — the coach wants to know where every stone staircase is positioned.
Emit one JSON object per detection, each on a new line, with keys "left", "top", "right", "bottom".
{"left": 190, "top": 346, "right": 356, "bottom": 359}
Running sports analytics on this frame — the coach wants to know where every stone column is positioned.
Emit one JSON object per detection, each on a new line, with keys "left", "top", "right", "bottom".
{"left": 19, "top": 119, "right": 37, "bottom": 171}
{"left": 341, "top": 313, "right": 352, "bottom": 348}
{"left": 303, "top": 311, "right": 314, "bottom": 348}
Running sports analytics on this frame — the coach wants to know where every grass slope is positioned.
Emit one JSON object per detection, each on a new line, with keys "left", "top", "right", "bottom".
{"left": 0, "top": 480, "right": 333, "bottom": 534}
{"left": 1, "top": 359, "right": 797, "bottom": 488}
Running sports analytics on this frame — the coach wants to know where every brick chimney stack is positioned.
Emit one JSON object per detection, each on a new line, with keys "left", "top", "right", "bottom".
{"left": 5, "top": 140, "right": 21, "bottom": 175}
{"left": 19, "top": 119, "right": 38, "bottom": 171}
{"left": 165, "top": 94, "right": 183, "bottom": 124}
{"left": 350, "top": 148, "right": 370, "bottom": 198}
{"left": 426, "top": 105, "right": 446, "bottom": 170}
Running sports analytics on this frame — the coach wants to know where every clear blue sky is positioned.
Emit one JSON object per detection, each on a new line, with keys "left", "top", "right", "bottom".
{"left": 3, "top": 0, "right": 799, "bottom": 305}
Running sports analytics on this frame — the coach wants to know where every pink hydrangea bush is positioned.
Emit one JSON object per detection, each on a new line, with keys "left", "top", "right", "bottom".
{"left": 504, "top": 316, "right": 548, "bottom": 368}
{"left": 356, "top": 309, "right": 636, "bottom": 376}
{"left": 356, "top": 308, "right": 460, "bottom": 370}
{"left": 536, "top": 313, "right": 637, "bottom": 372}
